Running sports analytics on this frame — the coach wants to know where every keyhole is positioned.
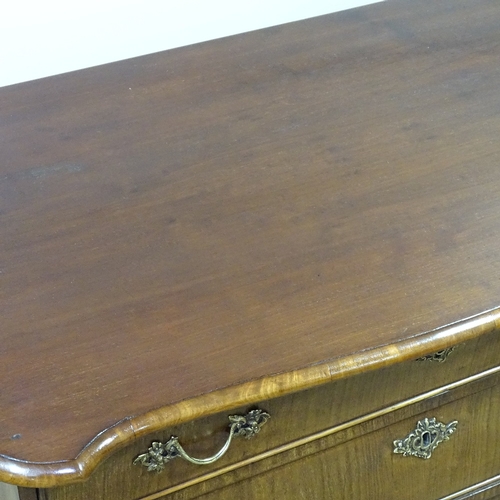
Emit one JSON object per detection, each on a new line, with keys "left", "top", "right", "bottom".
{"left": 422, "top": 431, "right": 431, "bottom": 447}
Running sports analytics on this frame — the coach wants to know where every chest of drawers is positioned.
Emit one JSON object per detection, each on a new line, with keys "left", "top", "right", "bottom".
{"left": 2, "top": 1, "right": 500, "bottom": 499}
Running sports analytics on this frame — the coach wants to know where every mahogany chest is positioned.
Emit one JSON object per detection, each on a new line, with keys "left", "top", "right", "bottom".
{"left": 1, "top": 1, "right": 500, "bottom": 498}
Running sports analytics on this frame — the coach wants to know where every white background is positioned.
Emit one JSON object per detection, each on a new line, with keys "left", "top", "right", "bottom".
{"left": 0, "top": 0, "right": 379, "bottom": 88}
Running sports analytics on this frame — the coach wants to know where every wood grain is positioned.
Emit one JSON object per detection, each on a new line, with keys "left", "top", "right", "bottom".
{"left": 18, "top": 330, "right": 500, "bottom": 497}
{"left": 150, "top": 379, "right": 500, "bottom": 500}
{"left": 42, "top": 369, "right": 500, "bottom": 500}
{"left": 1, "top": 0, "right": 500, "bottom": 486}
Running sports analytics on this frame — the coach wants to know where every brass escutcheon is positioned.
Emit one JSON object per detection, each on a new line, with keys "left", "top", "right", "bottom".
{"left": 393, "top": 417, "right": 458, "bottom": 459}
{"left": 417, "top": 346, "right": 456, "bottom": 362}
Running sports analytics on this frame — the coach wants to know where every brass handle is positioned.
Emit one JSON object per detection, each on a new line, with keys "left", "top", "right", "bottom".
{"left": 133, "top": 409, "right": 270, "bottom": 472}
{"left": 393, "top": 417, "right": 458, "bottom": 459}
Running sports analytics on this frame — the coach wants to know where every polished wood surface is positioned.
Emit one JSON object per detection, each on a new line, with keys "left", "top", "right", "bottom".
{"left": 1, "top": 0, "right": 500, "bottom": 486}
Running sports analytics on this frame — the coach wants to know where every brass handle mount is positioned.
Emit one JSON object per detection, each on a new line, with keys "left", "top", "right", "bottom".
{"left": 393, "top": 417, "right": 458, "bottom": 459}
{"left": 417, "top": 346, "right": 455, "bottom": 362}
{"left": 134, "top": 409, "right": 270, "bottom": 472}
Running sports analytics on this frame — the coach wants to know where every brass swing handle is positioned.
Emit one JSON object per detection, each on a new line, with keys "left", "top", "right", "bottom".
{"left": 133, "top": 409, "right": 270, "bottom": 472}
{"left": 393, "top": 417, "right": 458, "bottom": 459}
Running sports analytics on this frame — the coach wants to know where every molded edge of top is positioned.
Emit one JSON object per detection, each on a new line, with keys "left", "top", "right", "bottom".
{"left": 1, "top": 307, "right": 500, "bottom": 488}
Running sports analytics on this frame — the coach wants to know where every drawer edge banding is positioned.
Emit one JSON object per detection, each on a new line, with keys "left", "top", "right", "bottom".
{"left": 439, "top": 474, "right": 500, "bottom": 500}
{"left": 137, "top": 364, "right": 500, "bottom": 500}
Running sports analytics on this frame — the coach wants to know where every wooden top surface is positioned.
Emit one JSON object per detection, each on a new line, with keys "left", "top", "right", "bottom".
{"left": 2, "top": 0, "right": 500, "bottom": 486}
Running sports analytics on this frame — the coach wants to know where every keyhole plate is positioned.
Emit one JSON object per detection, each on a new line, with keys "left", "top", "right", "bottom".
{"left": 393, "top": 417, "right": 458, "bottom": 459}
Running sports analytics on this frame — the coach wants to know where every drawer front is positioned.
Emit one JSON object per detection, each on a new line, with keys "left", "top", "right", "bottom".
{"left": 161, "top": 374, "right": 500, "bottom": 500}
{"left": 42, "top": 330, "right": 500, "bottom": 500}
